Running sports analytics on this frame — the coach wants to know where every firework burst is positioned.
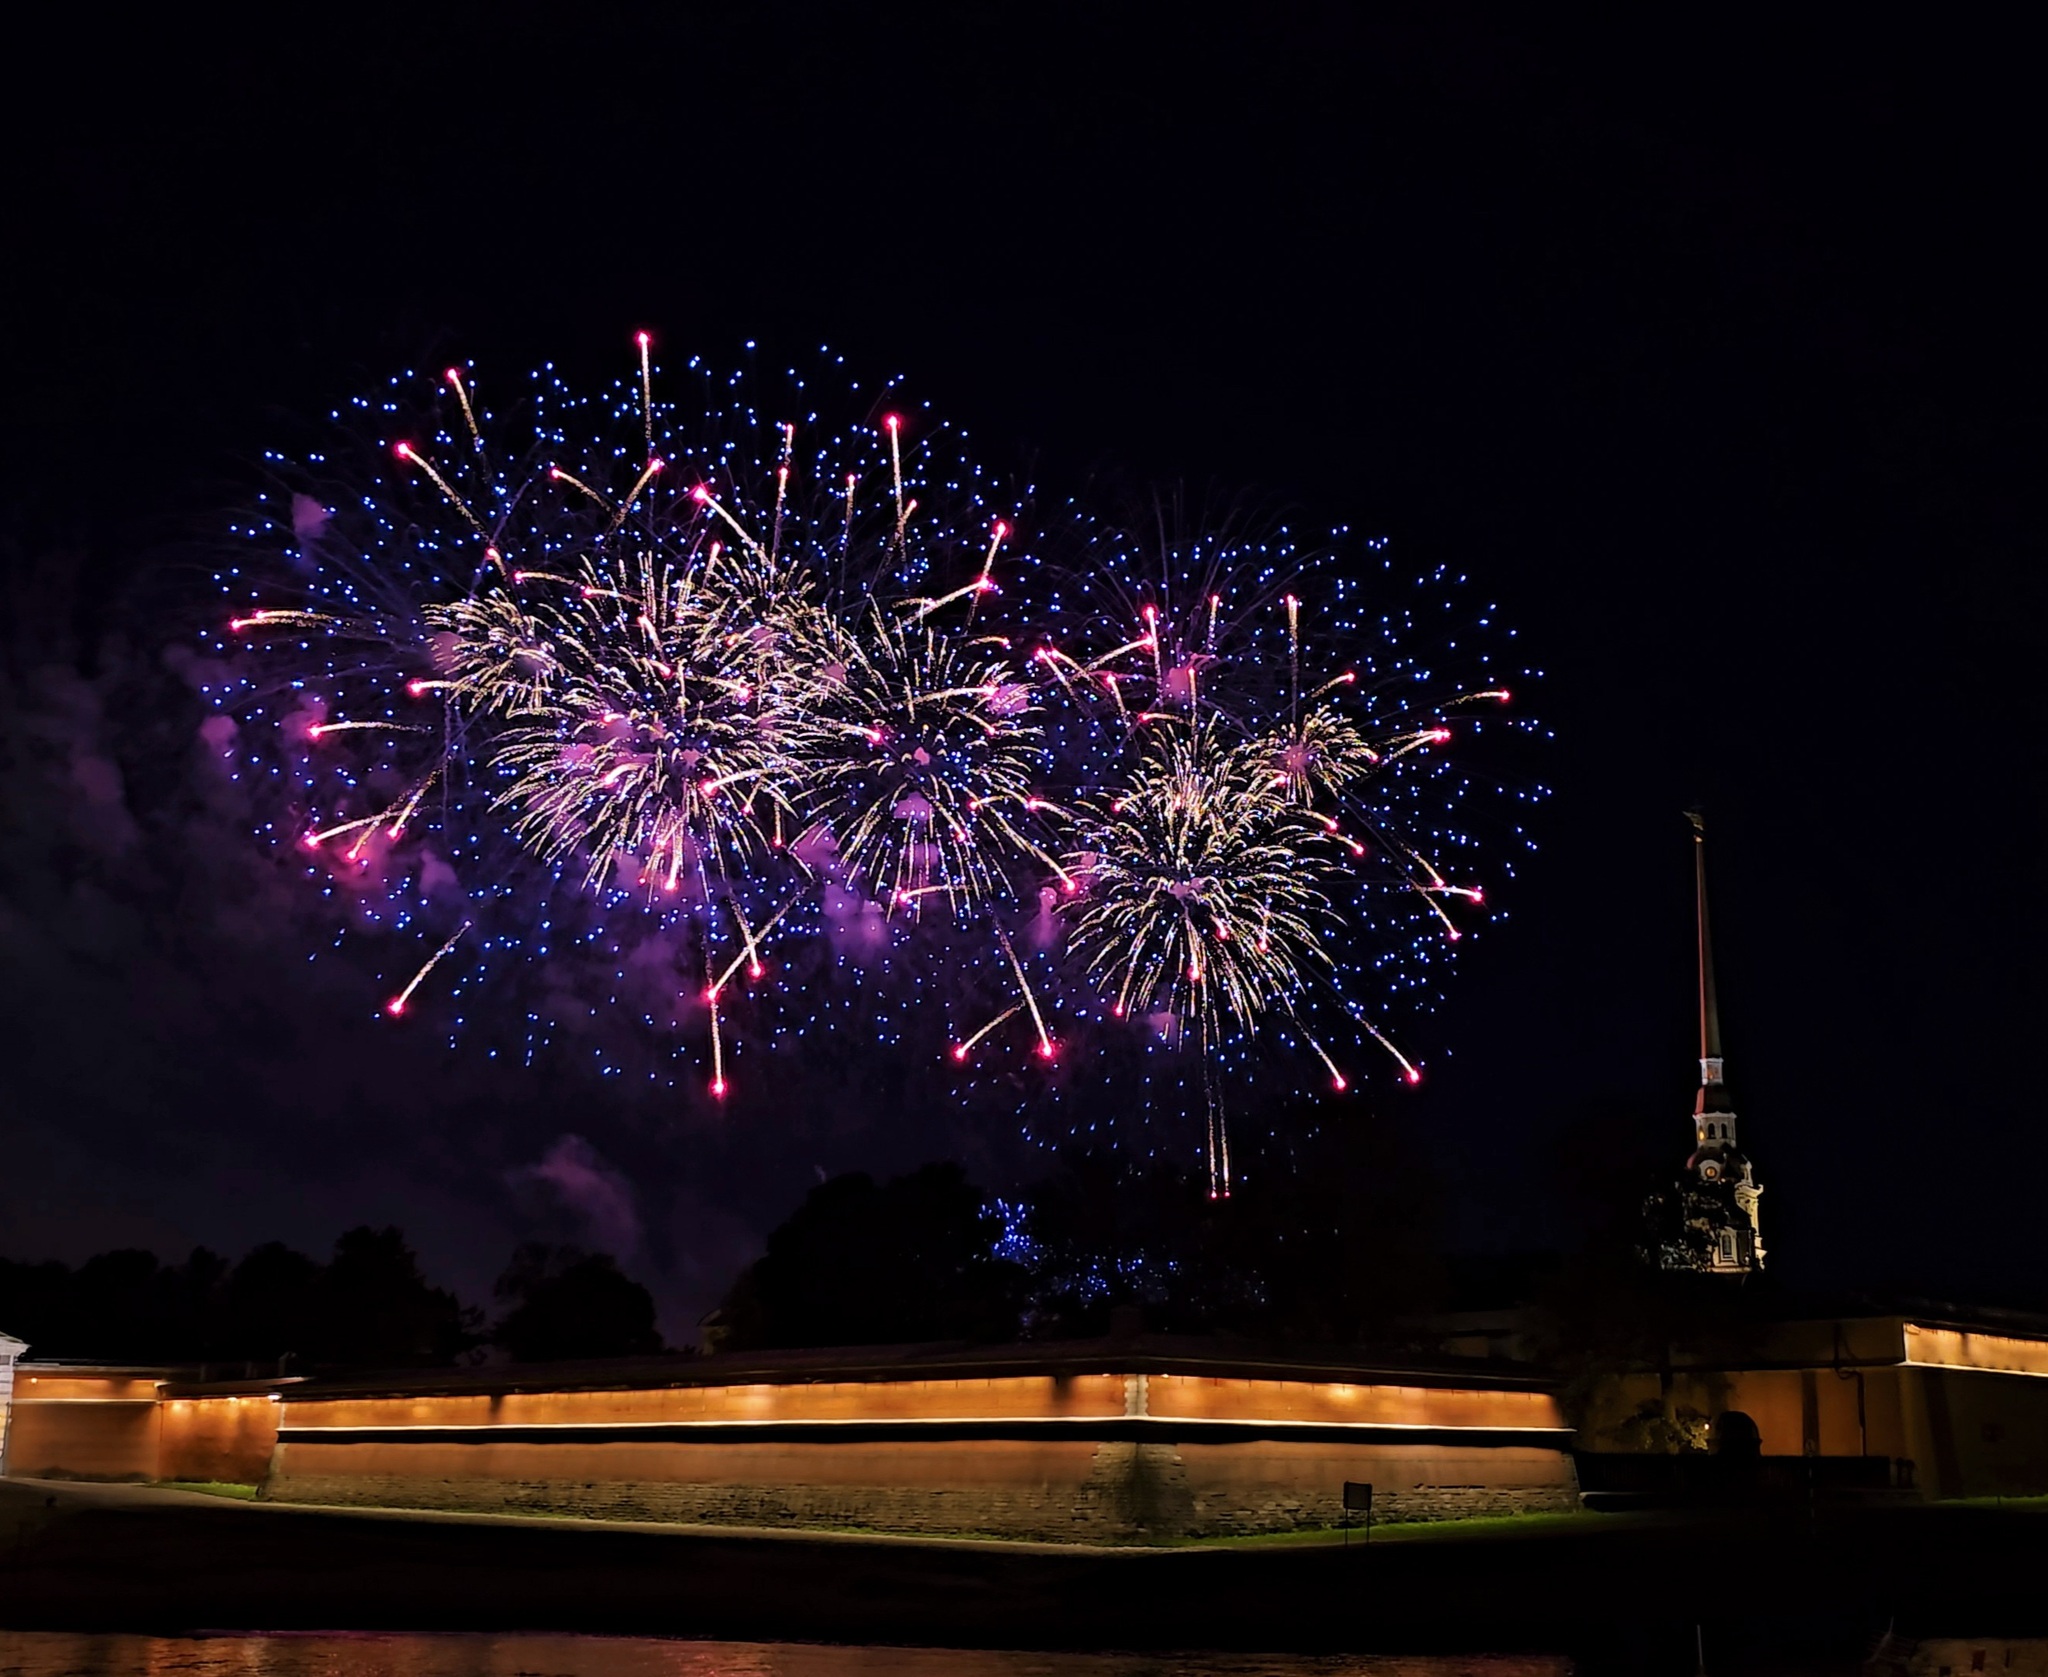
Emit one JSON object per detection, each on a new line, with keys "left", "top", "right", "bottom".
{"left": 994, "top": 500, "right": 1539, "bottom": 1190}
{"left": 464, "top": 547, "right": 811, "bottom": 894}
{"left": 220, "top": 342, "right": 1034, "bottom": 1099}
{"left": 214, "top": 339, "right": 1540, "bottom": 1178}
{"left": 790, "top": 595, "right": 1053, "bottom": 915}
{"left": 1065, "top": 719, "right": 1337, "bottom": 1034}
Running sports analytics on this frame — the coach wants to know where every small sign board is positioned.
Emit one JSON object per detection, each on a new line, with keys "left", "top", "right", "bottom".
{"left": 1341, "top": 1480, "right": 1374, "bottom": 1547}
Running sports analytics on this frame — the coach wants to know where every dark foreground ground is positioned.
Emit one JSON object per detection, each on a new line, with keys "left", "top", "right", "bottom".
{"left": 5, "top": 1479, "right": 2047, "bottom": 1671}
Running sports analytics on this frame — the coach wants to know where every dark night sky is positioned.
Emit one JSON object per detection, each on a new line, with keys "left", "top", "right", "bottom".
{"left": 2, "top": 9, "right": 2041, "bottom": 1336}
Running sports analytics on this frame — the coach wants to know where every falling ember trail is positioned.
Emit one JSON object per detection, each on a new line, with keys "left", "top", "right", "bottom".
{"left": 305, "top": 812, "right": 383, "bottom": 848}
{"left": 1359, "top": 1017, "right": 1423, "bottom": 1085}
{"left": 884, "top": 414, "right": 905, "bottom": 536}
{"left": 1285, "top": 594, "right": 1301, "bottom": 725}
{"left": 770, "top": 421, "right": 795, "bottom": 562}
{"left": 1303, "top": 1030, "right": 1348, "bottom": 1092}
{"left": 230, "top": 609, "right": 339, "bottom": 634}
{"left": 994, "top": 925, "right": 1056, "bottom": 1061}
{"left": 549, "top": 465, "right": 611, "bottom": 513}
{"left": 445, "top": 367, "right": 483, "bottom": 451}
{"left": 386, "top": 923, "right": 471, "bottom": 1017}
{"left": 306, "top": 720, "right": 431, "bottom": 739}
{"left": 707, "top": 987, "right": 727, "bottom": 1099}
{"left": 636, "top": 331, "right": 654, "bottom": 450}
{"left": 609, "top": 457, "right": 665, "bottom": 529}
{"left": 951, "top": 1002, "right": 1026, "bottom": 1063}
{"left": 690, "top": 484, "right": 767, "bottom": 559}
{"left": 709, "top": 894, "right": 801, "bottom": 996}
{"left": 393, "top": 442, "right": 488, "bottom": 539}
{"left": 965, "top": 518, "right": 1008, "bottom": 628}
{"left": 1203, "top": 1042, "right": 1232, "bottom": 1199}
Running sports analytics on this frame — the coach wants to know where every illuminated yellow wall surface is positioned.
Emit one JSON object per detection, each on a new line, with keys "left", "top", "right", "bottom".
{"left": 6, "top": 1371, "right": 280, "bottom": 1484}
{"left": 4, "top": 1362, "right": 1579, "bottom": 1536}
{"left": 283, "top": 1372, "right": 1566, "bottom": 1435}
{"left": 18, "top": 1320, "right": 2044, "bottom": 1523}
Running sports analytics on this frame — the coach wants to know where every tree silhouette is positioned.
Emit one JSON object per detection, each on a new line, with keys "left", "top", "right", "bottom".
{"left": 316, "top": 1225, "right": 478, "bottom": 1368}
{"left": 1017, "top": 1112, "right": 1445, "bottom": 1342}
{"left": 221, "top": 1241, "right": 323, "bottom": 1365}
{"left": 710, "top": 1162, "right": 1024, "bottom": 1351}
{"left": 0, "top": 1227, "right": 477, "bottom": 1369}
{"left": 491, "top": 1244, "right": 663, "bottom": 1362}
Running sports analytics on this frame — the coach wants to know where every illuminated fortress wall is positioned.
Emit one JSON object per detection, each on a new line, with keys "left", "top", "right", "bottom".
{"left": 261, "top": 1367, "right": 1578, "bottom": 1540}
{"left": 0, "top": 1353, "right": 1578, "bottom": 1539}
{"left": 5, "top": 1372, "right": 166, "bottom": 1481}
{"left": 23, "top": 1319, "right": 2041, "bottom": 1529}
{"left": 160, "top": 1390, "right": 288, "bottom": 1484}
{"left": 3, "top": 1370, "right": 281, "bottom": 1484}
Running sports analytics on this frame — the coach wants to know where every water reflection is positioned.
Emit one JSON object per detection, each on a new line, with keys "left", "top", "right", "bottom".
{"left": 0, "top": 1633, "right": 1568, "bottom": 1677}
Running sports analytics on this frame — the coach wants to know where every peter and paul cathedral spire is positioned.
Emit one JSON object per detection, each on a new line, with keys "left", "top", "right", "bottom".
{"left": 1679, "top": 812, "right": 1764, "bottom": 1273}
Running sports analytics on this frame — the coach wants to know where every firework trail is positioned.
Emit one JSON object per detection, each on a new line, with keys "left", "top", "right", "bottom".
{"left": 387, "top": 922, "right": 472, "bottom": 1016}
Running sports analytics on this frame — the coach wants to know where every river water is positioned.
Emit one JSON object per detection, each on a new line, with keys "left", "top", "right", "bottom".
{"left": 0, "top": 1635, "right": 1570, "bottom": 1677}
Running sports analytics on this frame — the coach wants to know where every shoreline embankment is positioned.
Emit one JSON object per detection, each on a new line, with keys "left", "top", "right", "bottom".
{"left": 7, "top": 1477, "right": 2048, "bottom": 1661}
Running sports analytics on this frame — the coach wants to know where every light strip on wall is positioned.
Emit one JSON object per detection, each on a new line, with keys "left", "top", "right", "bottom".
{"left": 276, "top": 1414, "right": 1575, "bottom": 1437}
{"left": 1903, "top": 1323, "right": 2048, "bottom": 1379}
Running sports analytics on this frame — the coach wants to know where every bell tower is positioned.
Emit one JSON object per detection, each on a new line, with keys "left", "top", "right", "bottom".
{"left": 1681, "top": 812, "right": 1764, "bottom": 1273}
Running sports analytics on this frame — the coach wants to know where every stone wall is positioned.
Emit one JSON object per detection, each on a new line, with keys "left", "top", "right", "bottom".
{"left": 264, "top": 1435, "right": 1579, "bottom": 1541}
{"left": 1174, "top": 1440, "right": 1581, "bottom": 1533}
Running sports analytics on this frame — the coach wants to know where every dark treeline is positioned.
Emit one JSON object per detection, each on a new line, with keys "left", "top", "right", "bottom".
{"left": 710, "top": 1109, "right": 1448, "bottom": 1352}
{"left": 8, "top": 1100, "right": 1872, "bottom": 1375}
{"left": 705, "top": 1106, "right": 1888, "bottom": 1375}
{"left": 0, "top": 1228, "right": 662, "bottom": 1371}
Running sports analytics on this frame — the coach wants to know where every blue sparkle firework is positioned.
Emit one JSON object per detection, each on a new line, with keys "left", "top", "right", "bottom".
{"left": 212, "top": 339, "right": 1543, "bottom": 1188}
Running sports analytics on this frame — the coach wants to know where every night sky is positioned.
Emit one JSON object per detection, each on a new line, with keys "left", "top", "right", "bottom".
{"left": 3, "top": 11, "right": 2039, "bottom": 1338}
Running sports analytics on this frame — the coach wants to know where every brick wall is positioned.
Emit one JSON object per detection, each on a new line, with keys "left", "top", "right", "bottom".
{"left": 265, "top": 1435, "right": 1578, "bottom": 1541}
